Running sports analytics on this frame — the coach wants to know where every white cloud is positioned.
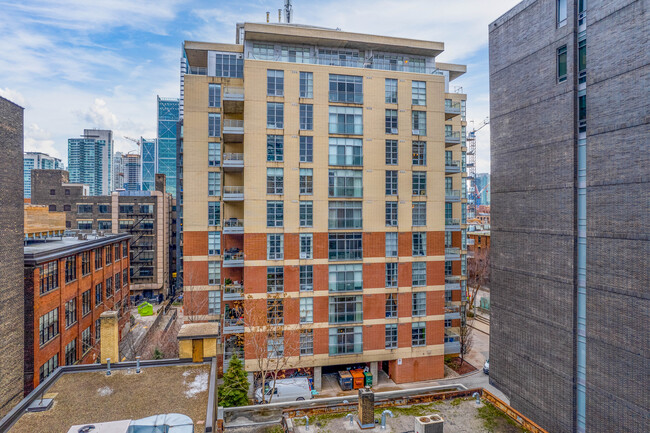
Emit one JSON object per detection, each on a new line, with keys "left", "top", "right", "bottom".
{"left": 0, "top": 87, "right": 26, "bottom": 107}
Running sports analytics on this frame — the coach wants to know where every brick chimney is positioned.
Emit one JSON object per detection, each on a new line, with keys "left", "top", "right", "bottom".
{"left": 100, "top": 310, "right": 120, "bottom": 364}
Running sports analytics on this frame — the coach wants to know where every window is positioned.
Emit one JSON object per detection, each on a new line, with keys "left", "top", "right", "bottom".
{"left": 412, "top": 262, "right": 427, "bottom": 287}
{"left": 328, "top": 201, "right": 362, "bottom": 229}
{"left": 267, "top": 298, "right": 284, "bottom": 324}
{"left": 64, "top": 205, "right": 71, "bottom": 211}
{"left": 208, "top": 113, "right": 221, "bottom": 137}
{"left": 445, "top": 319, "right": 452, "bottom": 328}
{"left": 412, "top": 202, "right": 426, "bottom": 226}
{"left": 77, "top": 220, "right": 92, "bottom": 230}
{"left": 328, "top": 169, "right": 363, "bottom": 197}
{"left": 385, "top": 202, "right": 398, "bottom": 227}
{"left": 578, "top": 35, "right": 586, "bottom": 84}
{"left": 329, "top": 74, "right": 363, "bottom": 103}
{"left": 267, "top": 333, "right": 284, "bottom": 358}
{"left": 386, "top": 294, "right": 398, "bottom": 318}
{"left": 123, "top": 269, "right": 128, "bottom": 286}
{"left": 329, "top": 137, "right": 363, "bottom": 166}
{"left": 40, "top": 261, "right": 59, "bottom": 294}
{"left": 119, "top": 220, "right": 133, "bottom": 230}
{"left": 65, "top": 299, "right": 77, "bottom": 327}
{"left": 300, "top": 233, "right": 313, "bottom": 259}
{"left": 386, "top": 263, "right": 398, "bottom": 288}
{"left": 412, "top": 111, "right": 427, "bottom": 135}
{"left": 412, "top": 292, "right": 426, "bottom": 316}
{"left": 104, "top": 246, "right": 112, "bottom": 265}
{"left": 329, "top": 264, "right": 363, "bottom": 292}
{"left": 267, "top": 234, "right": 284, "bottom": 260}
{"left": 208, "top": 201, "right": 220, "bottom": 226}
{"left": 385, "top": 109, "right": 398, "bottom": 134}
{"left": 50, "top": 189, "right": 56, "bottom": 195}
{"left": 267, "top": 168, "right": 284, "bottom": 195}
{"left": 39, "top": 354, "right": 58, "bottom": 382}
{"left": 299, "top": 168, "right": 313, "bottom": 194}
{"left": 106, "top": 276, "right": 113, "bottom": 298}
{"left": 319, "top": 48, "right": 359, "bottom": 66}
{"left": 95, "top": 282, "right": 103, "bottom": 306}
{"left": 386, "top": 140, "right": 398, "bottom": 165}
{"left": 300, "top": 265, "right": 313, "bottom": 291}
{"left": 94, "top": 248, "right": 102, "bottom": 270}
{"left": 39, "top": 308, "right": 59, "bottom": 345}
{"left": 385, "top": 324, "right": 398, "bottom": 349}
{"left": 386, "top": 170, "right": 398, "bottom": 195}
{"left": 208, "top": 172, "right": 221, "bottom": 196}
{"left": 48, "top": 204, "right": 56, "bottom": 212}
{"left": 208, "top": 232, "right": 221, "bottom": 256}
{"left": 114, "top": 244, "right": 120, "bottom": 262}
{"left": 299, "top": 201, "right": 313, "bottom": 227}
{"left": 413, "top": 232, "right": 426, "bottom": 256}
{"left": 65, "top": 339, "right": 77, "bottom": 365}
{"left": 386, "top": 232, "right": 398, "bottom": 257}
{"left": 81, "top": 251, "right": 91, "bottom": 275}
{"left": 267, "top": 135, "right": 284, "bottom": 162}
{"left": 385, "top": 78, "right": 398, "bottom": 104}
{"left": 214, "top": 53, "right": 243, "bottom": 78}
{"left": 329, "top": 327, "right": 362, "bottom": 355}
{"left": 77, "top": 204, "right": 92, "bottom": 213}
{"left": 267, "top": 70, "right": 284, "bottom": 96}
{"left": 81, "top": 326, "right": 92, "bottom": 355}
{"left": 329, "top": 106, "right": 363, "bottom": 135}
{"left": 267, "top": 201, "right": 284, "bottom": 227}
{"left": 267, "top": 103, "right": 284, "bottom": 129}
{"left": 208, "top": 291, "right": 220, "bottom": 315}
{"left": 328, "top": 233, "right": 363, "bottom": 261}
{"left": 95, "top": 318, "right": 101, "bottom": 342}
{"left": 208, "top": 262, "right": 220, "bottom": 285}
{"left": 208, "top": 142, "right": 220, "bottom": 167}
{"left": 253, "top": 43, "right": 274, "bottom": 60}
{"left": 445, "top": 260, "right": 453, "bottom": 276}
{"left": 329, "top": 295, "right": 362, "bottom": 323}
{"left": 557, "top": 45, "right": 567, "bottom": 83}
{"left": 412, "top": 81, "right": 426, "bottom": 105}
{"left": 98, "top": 205, "right": 110, "bottom": 214}
{"left": 119, "top": 205, "right": 133, "bottom": 214}
{"left": 299, "top": 136, "right": 313, "bottom": 162}
{"left": 299, "top": 72, "right": 313, "bottom": 98}
{"left": 122, "top": 241, "right": 128, "bottom": 258}
{"left": 208, "top": 83, "right": 221, "bottom": 107}
{"left": 413, "top": 172, "right": 426, "bottom": 195}
{"left": 412, "top": 141, "right": 426, "bottom": 166}
{"left": 282, "top": 45, "right": 311, "bottom": 63}
{"left": 557, "top": 0, "right": 567, "bottom": 26}
{"left": 300, "top": 298, "right": 313, "bottom": 324}
{"left": 578, "top": 90, "right": 586, "bottom": 132}
{"left": 300, "top": 329, "right": 313, "bottom": 355}
{"left": 412, "top": 322, "right": 426, "bottom": 346}
{"left": 299, "top": 104, "right": 313, "bottom": 130}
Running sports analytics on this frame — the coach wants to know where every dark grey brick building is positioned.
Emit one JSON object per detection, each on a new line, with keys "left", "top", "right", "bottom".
{"left": 489, "top": 1, "right": 649, "bottom": 432}
{"left": 0, "top": 96, "right": 25, "bottom": 416}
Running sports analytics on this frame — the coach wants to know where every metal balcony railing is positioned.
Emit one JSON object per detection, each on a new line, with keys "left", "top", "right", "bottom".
{"left": 223, "top": 153, "right": 243, "bottom": 161}
{"left": 223, "top": 119, "right": 244, "bottom": 129}
{"left": 445, "top": 218, "right": 460, "bottom": 226}
{"left": 223, "top": 186, "right": 244, "bottom": 195}
{"left": 187, "top": 66, "right": 207, "bottom": 75}
{"left": 445, "top": 247, "right": 461, "bottom": 256}
{"left": 223, "top": 251, "right": 244, "bottom": 262}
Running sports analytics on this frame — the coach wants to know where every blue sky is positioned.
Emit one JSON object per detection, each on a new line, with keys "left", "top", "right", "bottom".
{"left": 0, "top": 0, "right": 522, "bottom": 173}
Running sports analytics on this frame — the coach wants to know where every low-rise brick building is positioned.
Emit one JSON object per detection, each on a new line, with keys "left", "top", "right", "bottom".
{"left": 23, "top": 232, "right": 131, "bottom": 393}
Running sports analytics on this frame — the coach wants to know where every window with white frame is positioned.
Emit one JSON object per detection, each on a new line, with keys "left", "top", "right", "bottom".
{"left": 386, "top": 262, "right": 398, "bottom": 288}
{"left": 386, "top": 294, "right": 398, "bottom": 318}
{"left": 386, "top": 140, "right": 398, "bottom": 165}
{"left": 267, "top": 168, "right": 284, "bottom": 194}
{"left": 267, "top": 70, "right": 284, "bottom": 96}
{"left": 329, "top": 295, "right": 363, "bottom": 323}
{"left": 208, "top": 113, "right": 221, "bottom": 137}
{"left": 412, "top": 292, "right": 426, "bottom": 316}
{"left": 386, "top": 201, "right": 398, "bottom": 227}
{"left": 267, "top": 334, "right": 284, "bottom": 358}
{"left": 386, "top": 170, "right": 398, "bottom": 195}
{"left": 253, "top": 43, "right": 274, "bottom": 60}
{"left": 209, "top": 83, "right": 221, "bottom": 107}
{"left": 329, "top": 137, "right": 362, "bottom": 166}
{"left": 299, "top": 201, "right": 313, "bottom": 227}
{"left": 208, "top": 142, "right": 220, "bottom": 166}
{"left": 413, "top": 171, "right": 426, "bottom": 195}
{"left": 412, "top": 321, "right": 426, "bottom": 346}
{"left": 208, "top": 262, "right": 220, "bottom": 285}
{"left": 300, "top": 136, "right": 313, "bottom": 162}
{"left": 412, "top": 202, "right": 426, "bottom": 226}
{"left": 299, "top": 104, "right": 313, "bottom": 130}
{"left": 329, "top": 264, "right": 363, "bottom": 292}
{"left": 300, "top": 233, "right": 313, "bottom": 259}
{"left": 412, "top": 81, "right": 426, "bottom": 105}
{"left": 267, "top": 201, "right": 284, "bottom": 227}
{"left": 300, "top": 329, "right": 313, "bottom": 355}
{"left": 267, "top": 234, "right": 284, "bottom": 260}
{"left": 329, "top": 106, "right": 363, "bottom": 135}
{"left": 412, "top": 262, "right": 427, "bottom": 287}
{"left": 300, "top": 297, "right": 313, "bottom": 324}
{"left": 412, "top": 141, "right": 427, "bottom": 166}
{"left": 267, "top": 135, "right": 283, "bottom": 162}
{"left": 385, "top": 78, "right": 398, "bottom": 104}
{"left": 412, "top": 111, "right": 426, "bottom": 135}
{"left": 208, "top": 290, "right": 220, "bottom": 315}
{"left": 300, "top": 265, "right": 313, "bottom": 291}
{"left": 208, "top": 232, "right": 221, "bottom": 256}
{"left": 328, "top": 169, "right": 363, "bottom": 198}
{"left": 299, "top": 72, "right": 313, "bottom": 98}
{"left": 413, "top": 232, "right": 426, "bottom": 256}
{"left": 299, "top": 168, "right": 313, "bottom": 194}
{"left": 267, "top": 299, "right": 284, "bottom": 325}
{"left": 208, "top": 201, "right": 220, "bottom": 226}
{"left": 328, "top": 233, "right": 362, "bottom": 261}
{"left": 445, "top": 231, "right": 453, "bottom": 248}
{"left": 281, "top": 45, "right": 311, "bottom": 63}
{"left": 267, "top": 102, "right": 284, "bottom": 129}
{"left": 329, "top": 326, "right": 362, "bottom": 355}
{"left": 385, "top": 324, "right": 398, "bottom": 349}
{"left": 328, "top": 201, "right": 362, "bottom": 229}
{"left": 208, "top": 172, "right": 221, "bottom": 196}
{"left": 329, "top": 74, "right": 363, "bottom": 103}
{"left": 267, "top": 266, "right": 284, "bottom": 292}
{"left": 386, "top": 232, "right": 398, "bottom": 257}
{"left": 385, "top": 109, "right": 398, "bottom": 134}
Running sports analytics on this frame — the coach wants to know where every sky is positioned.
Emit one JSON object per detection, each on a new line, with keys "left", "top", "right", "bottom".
{"left": 0, "top": 0, "right": 522, "bottom": 173}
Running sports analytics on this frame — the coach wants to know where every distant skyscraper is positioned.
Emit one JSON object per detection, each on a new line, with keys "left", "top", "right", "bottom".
{"left": 141, "top": 138, "right": 156, "bottom": 191}
{"left": 113, "top": 151, "right": 125, "bottom": 190}
{"left": 68, "top": 129, "right": 113, "bottom": 195}
{"left": 156, "top": 97, "right": 179, "bottom": 195}
{"left": 474, "top": 173, "right": 490, "bottom": 206}
{"left": 23, "top": 152, "right": 63, "bottom": 198}
{"left": 123, "top": 153, "right": 142, "bottom": 191}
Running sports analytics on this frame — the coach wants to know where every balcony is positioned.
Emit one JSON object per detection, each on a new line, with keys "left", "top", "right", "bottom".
{"left": 223, "top": 317, "right": 244, "bottom": 334}
{"left": 223, "top": 87, "right": 244, "bottom": 114}
{"left": 223, "top": 250, "right": 244, "bottom": 267}
{"left": 444, "top": 330, "right": 461, "bottom": 354}
{"left": 223, "top": 283, "right": 244, "bottom": 300}
{"left": 445, "top": 189, "right": 461, "bottom": 202}
{"left": 445, "top": 218, "right": 461, "bottom": 231}
{"left": 445, "top": 275, "right": 462, "bottom": 283}
{"left": 466, "top": 238, "right": 475, "bottom": 246}
{"left": 445, "top": 282, "right": 461, "bottom": 291}
{"left": 444, "top": 304, "right": 461, "bottom": 320}
{"left": 187, "top": 66, "right": 207, "bottom": 75}
{"left": 445, "top": 160, "right": 461, "bottom": 174}
{"left": 445, "top": 100, "right": 461, "bottom": 120}
{"left": 223, "top": 119, "right": 244, "bottom": 143}
{"left": 445, "top": 130, "right": 461, "bottom": 147}
{"left": 223, "top": 186, "right": 244, "bottom": 201}
{"left": 445, "top": 247, "right": 461, "bottom": 260}
{"left": 223, "top": 218, "right": 244, "bottom": 234}
{"left": 222, "top": 153, "right": 244, "bottom": 171}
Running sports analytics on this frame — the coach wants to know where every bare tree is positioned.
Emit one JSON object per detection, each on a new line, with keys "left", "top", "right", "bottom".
{"left": 467, "top": 247, "right": 490, "bottom": 314}
{"left": 458, "top": 316, "right": 474, "bottom": 368}
{"left": 181, "top": 266, "right": 211, "bottom": 323}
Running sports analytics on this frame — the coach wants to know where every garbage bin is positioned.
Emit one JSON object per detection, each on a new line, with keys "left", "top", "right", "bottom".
{"left": 363, "top": 371, "right": 373, "bottom": 387}
{"left": 338, "top": 371, "right": 353, "bottom": 391}
{"left": 350, "top": 370, "right": 365, "bottom": 389}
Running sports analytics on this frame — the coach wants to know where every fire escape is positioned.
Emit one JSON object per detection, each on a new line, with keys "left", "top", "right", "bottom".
{"left": 125, "top": 207, "right": 155, "bottom": 285}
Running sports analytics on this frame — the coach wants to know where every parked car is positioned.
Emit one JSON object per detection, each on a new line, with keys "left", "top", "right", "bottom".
{"left": 255, "top": 378, "right": 313, "bottom": 404}
{"left": 483, "top": 359, "right": 489, "bottom": 375}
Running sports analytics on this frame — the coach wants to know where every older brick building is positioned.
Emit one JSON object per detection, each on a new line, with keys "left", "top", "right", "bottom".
{"left": 23, "top": 233, "right": 131, "bottom": 393}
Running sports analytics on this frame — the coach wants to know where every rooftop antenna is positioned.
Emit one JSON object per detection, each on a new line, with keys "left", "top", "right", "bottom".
{"left": 284, "top": 0, "right": 293, "bottom": 23}
{"left": 266, "top": 11, "right": 270, "bottom": 23}
{"left": 278, "top": 9, "right": 282, "bottom": 22}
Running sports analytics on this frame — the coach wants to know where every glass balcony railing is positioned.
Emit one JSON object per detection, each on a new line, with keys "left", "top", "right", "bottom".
{"left": 328, "top": 123, "right": 363, "bottom": 135}
{"left": 445, "top": 131, "right": 461, "bottom": 143}
{"left": 223, "top": 87, "right": 244, "bottom": 100}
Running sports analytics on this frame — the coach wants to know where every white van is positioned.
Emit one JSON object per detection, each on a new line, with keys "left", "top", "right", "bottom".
{"left": 255, "top": 378, "right": 313, "bottom": 404}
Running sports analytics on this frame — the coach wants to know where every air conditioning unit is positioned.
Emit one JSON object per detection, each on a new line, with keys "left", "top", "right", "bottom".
{"left": 391, "top": 128, "right": 398, "bottom": 134}
{"left": 412, "top": 129, "right": 420, "bottom": 135}
{"left": 299, "top": 252, "right": 309, "bottom": 259}
{"left": 414, "top": 414, "right": 444, "bottom": 433}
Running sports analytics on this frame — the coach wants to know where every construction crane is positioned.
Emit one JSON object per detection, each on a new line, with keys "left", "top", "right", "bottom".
{"left": 466, "top": 117, "right": 489, "bottom": 219}
{"left": 123, "top": 136, "right": 142, "bottom": 156}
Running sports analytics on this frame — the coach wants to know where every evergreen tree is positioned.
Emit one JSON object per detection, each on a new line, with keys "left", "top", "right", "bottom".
{"left": 218, "top": 355, "right": 250, "bottom": 407}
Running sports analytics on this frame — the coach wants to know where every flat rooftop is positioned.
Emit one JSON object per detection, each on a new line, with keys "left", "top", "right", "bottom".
{"left": 24, "top": 233, "right": 131, "bottom": 265}
{"left": 6, "top": 363, "right": 212, "bottom": 433}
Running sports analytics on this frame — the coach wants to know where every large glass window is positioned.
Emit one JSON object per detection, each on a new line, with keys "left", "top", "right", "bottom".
{"left": 386, "top": 140, "right": 398, "bottom": 165}
{"left": 39, "top": 308, "right": 59, "bottom": 345}
{"left": 413, "top": 232, "right": 426, "bottom": 256}
{"left": 328, "top": 169, "right": 362, "bottom": 197}
{"left": 281, "top": 45, "right": 311, "bottom": 63}
{"left": 208, "top": 262, "right": 220, "bottom": 285}
{"left": 386, "top": 263, "right": 398, "bottom": 288}
{"left": 299, "top": 104, "right": 313, "bottom": 130}
{"left": 385, "top": 78, "right": 398, "bottom": 104}
{"left": 329, "top": 295, "right": 362, "bottom": 323}
{"left": 39, "top": 354, "right": 58, "bottom": 382}
{"left": 385, "top": 324, "right": 398, "bottom": 349}
{"left": 208, "top": 83, "right": 221, "bottom": 107}
{"left": 329, "top": 74, "right": 363, "bottom": 103}
{"left": 299, "top": 168, "right": 313, "bottom": 194}
{"left": 267, "top": 168, "right": 284, "bottom": 195}
{"left": 385, "top": 109, "right": 398, "bottom": 134}
{"left": 386, "top": 294, "right": 398, "bottom": 318}
{"left": 300, "top": 136, "right": 313, "bottom": 162}
{"left": 300, "top": 233, "right": 313, "bottom": 259}
{"left": 385, "top": 202, "right": 398, "bottom": 227}
{"left": 412, "top": 141, "right": 427, "bottom": 166}
{"left": 214, "top": 53, "right": 243, "bottom": 78}
{"left": 412, "top": 81, "right": 426, "bottom": 105}
{"left": 557, "top": 45, "right": 567, "bottom": 83}
{"left": 578, "top": 35, "right": 586, "bottom": 84}
{"left": 267, "top": 102, "right": 284, "bottom": 129}
{"left": 208, "top": 201, "right": 220, "bottom": 226}
{"left": 328, "top": 233, "right": 363, "bottom": 261}
{"left": 412, "top": 292, "right": 426, "bottom": 316}
{"left": 557, "top": 0, "right": 567, "bottom": 26}
{"left": 319, "top": 49, "right": 359, "bottom": 67}
{"left": 412, "top": 111, "right": 427, "bottom": 135}
{"left": 329, "top": 264, "right": 362, "bottom": 292}
{"left": 267, "top": 266, "right": 284, "bottom": 292}
{"left": 329, "top": 327, "right": 362, "bottom": 355}
{"left": 208, "top": 232, "right": 221, "bottom": 256}
{"left": 267, "top": 234, "right": 284, "bottom": 260}
{"left": 300, "top": 201, "right": 313, "bottom": 227}
{"left": 413, "top": 172, "right": 426, "bottom": 195}
{"left": 40, "top": 261, "right": 59, "bottom": 294}
{"left": 412, "top": 262, "right": 427, "bottom": 287}
{"left": 208, "top": 113, "right": 221, "bottom": 137}
{"left": 299, "top": 298, "right": 313, "bottom": 324}
{"left": 267, "top": 135, "right": 284, "bottom": 162}
{"left": 299, "top": 72, "right": 313, "bottom": 98}
{"left": 77, "top": 204, "right": 93, "bottom": 213}
{"left": 412, "top": 322, "right": 426, "bottom": 346}
{"left": 300, "top": 329, "right": 313, "bottom": 355}
{"left": 253, "top": 43, "right": 274, "bottom": 60}
{"left": 412, "top": 202, "right": 427, "bottom": 226}
{"left": 267, "top": 70, "right": 284, "bottom": 96}
{"left": 208, "top": 172, "right": 221, "bottom": 196}
{"left": 267, "top": 201, "right": 284, "bottom": 227}
{"left": 386, "top": 170, "right": 398, "bottom": 195}
{"left": 386, "top": 232, "right": 398, "bottom": 257}
{"left": 328, "top": 201, "right": 362, "bottom": 229}
{"left": 329, "top": 137, "right": 362, "bottom": 166}
{"left": 300, "top": 265, "right": 313, "bottom": 291}
{"left": 208, "top": 291, "right": 220, "bottom": 315}
{"left": 329, "top": 106, "right": 363, "bottom": 135}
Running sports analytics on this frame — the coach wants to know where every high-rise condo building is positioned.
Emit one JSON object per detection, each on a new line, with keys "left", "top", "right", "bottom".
{"left": 179, "top": 22, "right": 469, "bottom": 386}
{"left": 113, "top": 151, "right": 125, "bottom": 191}
{"left": 123, "top": 153, "right": 142, "bottom": 191}
{"left": 23, "top": 152, "right": 63, "bottom": 198}
{"left": 68, "top": 129, "right": 113, "bottom": 196}
{"left": 157, "top": 97, "right": 180, "bottom": 195}
{"left": 489, "top": 1, "right": 649, "bottom": 432}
